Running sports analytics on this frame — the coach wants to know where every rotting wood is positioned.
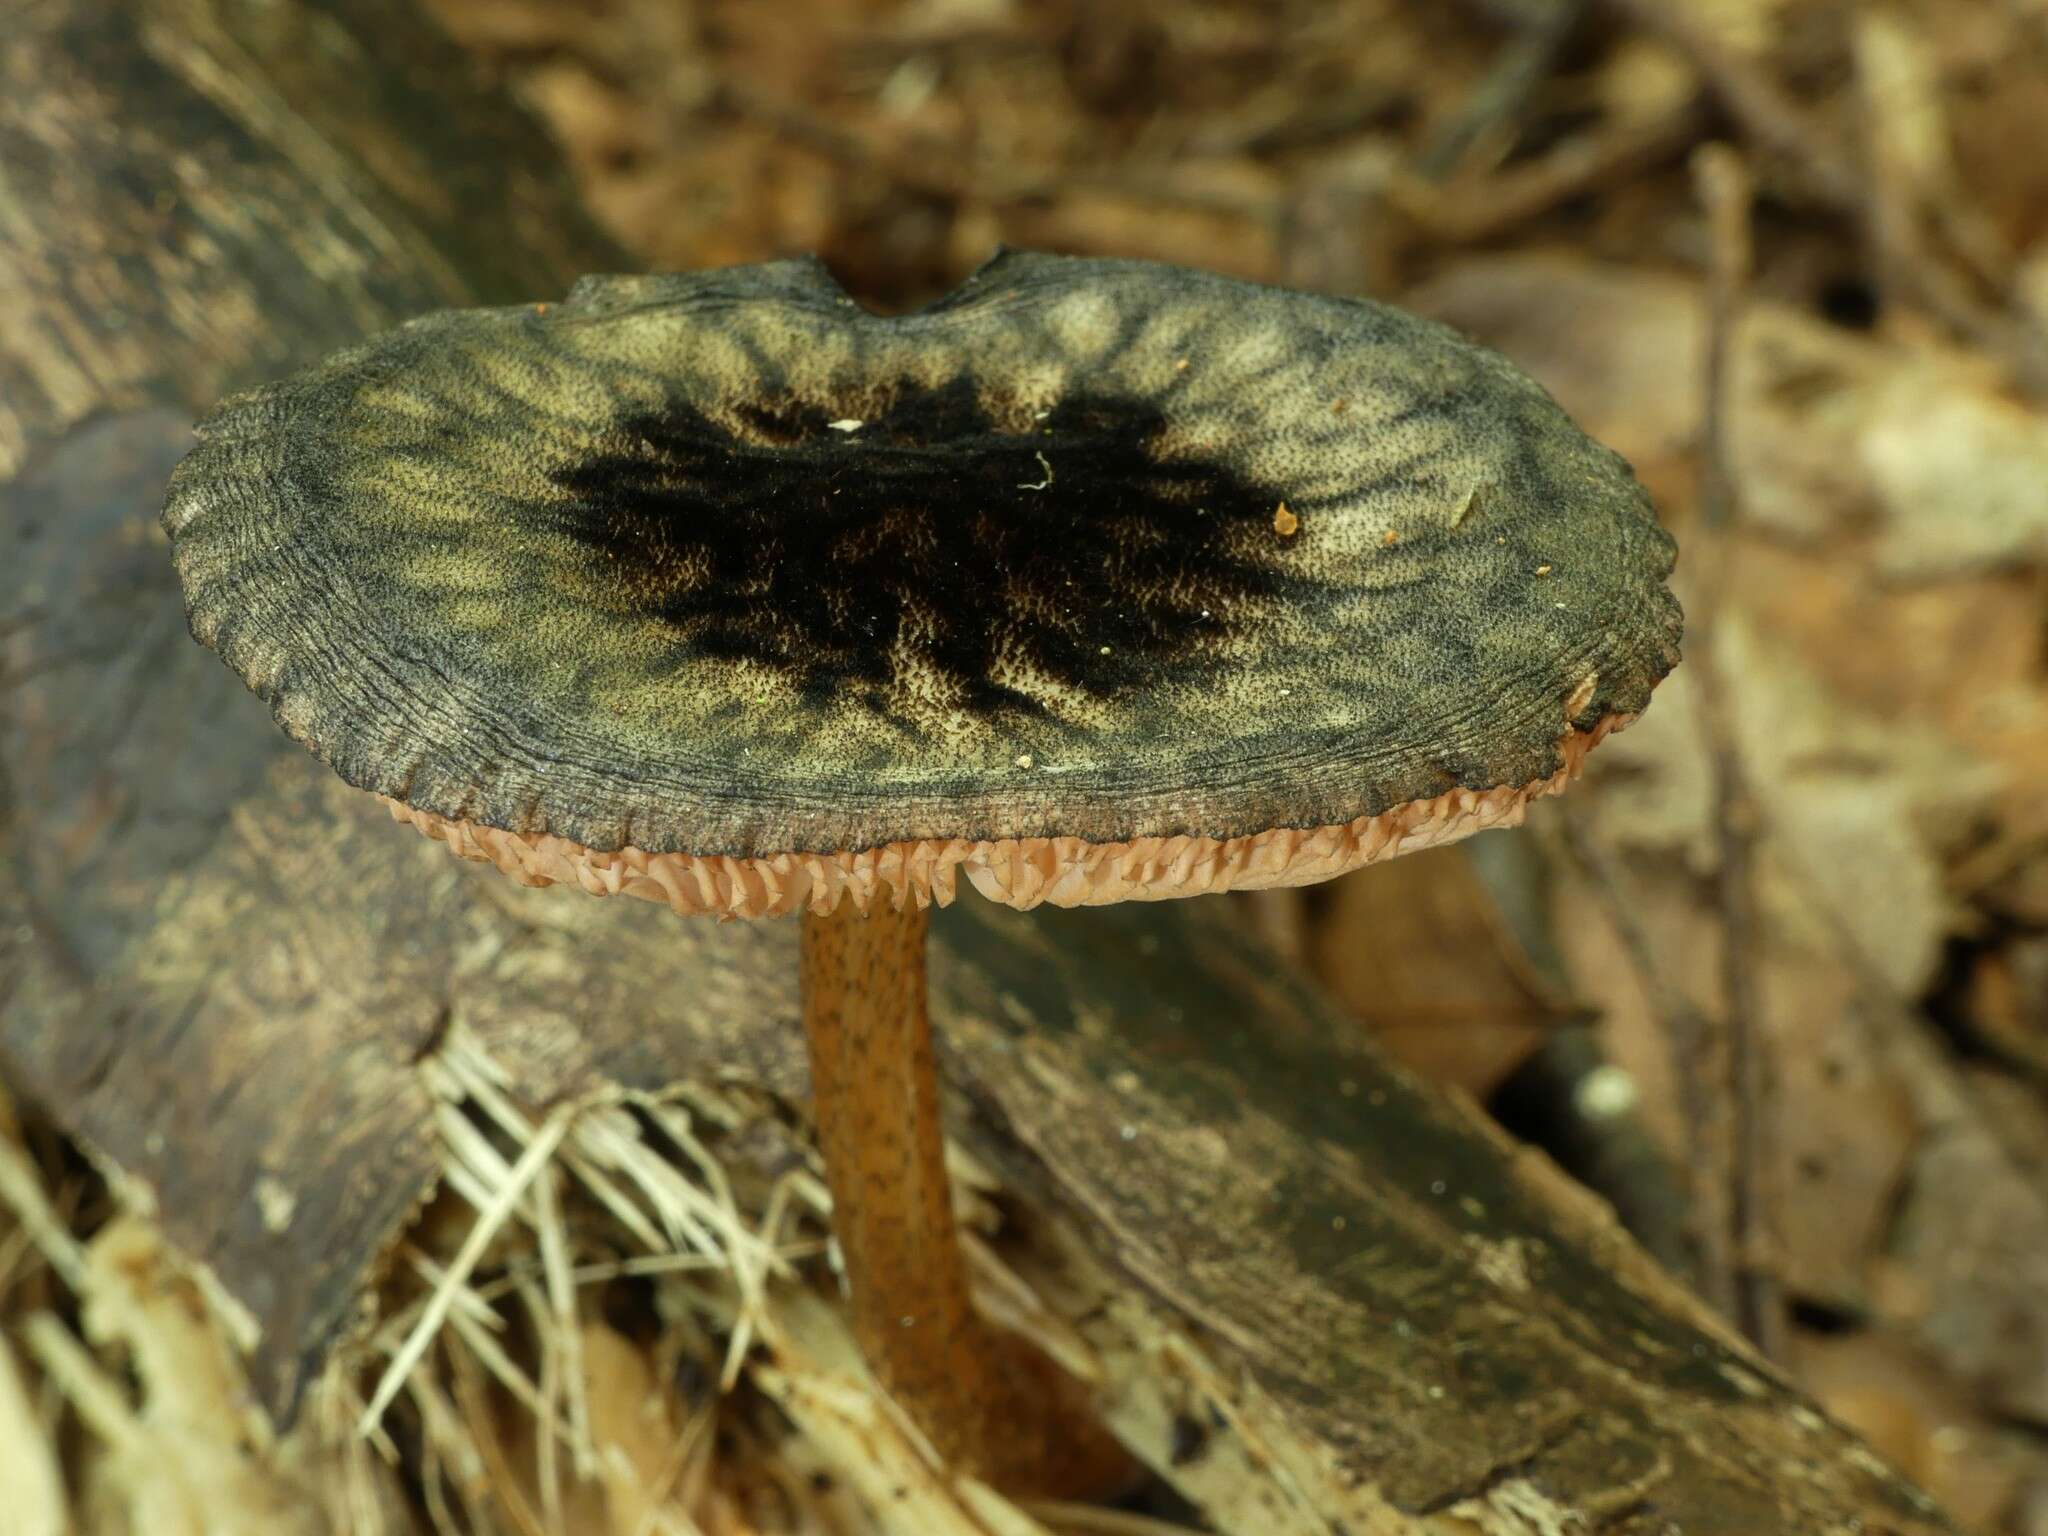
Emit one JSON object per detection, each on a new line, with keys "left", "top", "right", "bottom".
{"left": 0, "top": 2, "right": 1961, "bottom": 1531}
{"left": 0, "top": 0, "right": 625, "bottom": 1427}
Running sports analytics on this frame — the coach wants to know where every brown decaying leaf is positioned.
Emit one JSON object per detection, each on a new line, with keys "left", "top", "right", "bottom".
{"left": 1435, "top": 250, "right": 2048, "bottom": 1498}
{"left": 1306, "top": 845, "right": 1570, "bottom": 1102}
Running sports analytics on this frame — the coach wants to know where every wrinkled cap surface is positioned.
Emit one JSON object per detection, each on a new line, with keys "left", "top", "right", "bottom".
{"left": 164, "top": 251, "right": 1681, "bottom": 868}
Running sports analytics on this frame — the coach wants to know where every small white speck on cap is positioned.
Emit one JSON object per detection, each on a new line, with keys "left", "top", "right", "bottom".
{"left": 827, "top": 419, "right": 864, "bottom": 433}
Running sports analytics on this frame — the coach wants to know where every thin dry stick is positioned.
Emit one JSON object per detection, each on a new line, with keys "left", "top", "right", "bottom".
{"left": 1406, "top": 96, "right": 1709, "bottom": 246}
{"left": 1556, "top": 804, "right": 1731, "bottom": 1305}
{"left": 1604, "top": 0, "right": 1859, "bottom": 203}
{"left": 1415, "top": 0, "right": 1589, "bottom": 181}
{"left": 1691, "top": 143, "right": 1785, "bottom": 1363}
{"left": 1849, "top": 11, "right": 2048, "bottom": 390}
{"left": 1851, "top": 11, "right": 1928, "bottom": 321}
{"left": 1609, "top": 0, "right": 2048, "bottom": 392}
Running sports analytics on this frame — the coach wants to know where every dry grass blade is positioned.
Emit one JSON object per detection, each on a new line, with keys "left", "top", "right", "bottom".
{"left": 529, "top": 1159, "right": 596, "bottom": 1479}
{"left": 0, "top": 1331, "right": 67, "bottom": 1536}
{"left": 405, "top": 1368, "right": 489, "bottom": 1536}
{"left": 0, "top": 1135, "right": 88, "bottom": 1294}
{"left": 19, "top": 1311, "right": 146, "bottom": 1457}
{"left": 357, "top": 1103, "right": 574, "bottom": 1437}
{"left": 1021, "top": 1502, "right": 1206, "bottom": 1536}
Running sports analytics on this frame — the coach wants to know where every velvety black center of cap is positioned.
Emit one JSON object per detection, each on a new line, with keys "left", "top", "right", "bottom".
{"left": 548, "top": 376, "right": 1316, "bottom": 721}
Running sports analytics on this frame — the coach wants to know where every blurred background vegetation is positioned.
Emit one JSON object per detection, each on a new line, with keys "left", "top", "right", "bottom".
{"left": 6, "top": 0, "right": 2048, "bottom": 1531}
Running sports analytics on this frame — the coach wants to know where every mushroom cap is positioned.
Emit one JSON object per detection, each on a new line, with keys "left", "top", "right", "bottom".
{"left": 164, "top": 251, "right": 1680, "bottom": 915}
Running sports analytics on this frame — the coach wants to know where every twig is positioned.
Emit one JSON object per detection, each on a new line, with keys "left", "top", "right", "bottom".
{"left": 1602, "top": 0, "right": 1859, "bottom": 205}
{"left": 1415, "top": 0, "right": 1588, "bottom": 181}
{"left": 1402, "top": 95, "right": 1708, "bottom": 246}
{"left": 1851, "top": 11, "right": 1928, "bottom": 326}
{"left": 1851, "top": 11, "right": 2048, "bottom": 390}
{"left": 1607, "top": 0, "right": 2048, "bottom": 393}
{"left": 1696, "top": 147, "right": 1747, "bottom": 530}
{"left": 1556, "top": 805, "right": 1731, "bottom": 1304}
{"left": 1690, "top": 143, "right": 1785, "bottom": 1363}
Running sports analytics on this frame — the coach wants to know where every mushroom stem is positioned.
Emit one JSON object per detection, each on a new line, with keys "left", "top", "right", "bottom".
{"left": 799, "top": 898, "right": 1133, "bottom": 1494}
{"left": 800, "top": 898, "right": 994, "bottom": 1450}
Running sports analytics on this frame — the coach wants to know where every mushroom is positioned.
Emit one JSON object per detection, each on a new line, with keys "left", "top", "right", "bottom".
{"left": 162, "top": 250, "right": 1681, "bottom": 1488}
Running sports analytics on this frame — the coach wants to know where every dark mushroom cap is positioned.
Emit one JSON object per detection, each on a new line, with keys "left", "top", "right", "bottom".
{"left": 164, "top": 251, "right": 1679, "bottom": 911}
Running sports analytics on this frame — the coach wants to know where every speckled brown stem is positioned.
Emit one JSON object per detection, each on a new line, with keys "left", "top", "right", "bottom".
{"left": 799, "top": 899, "right": 1131, "bottom": 1493}
{"left": 800, "top": 899, "right": 989, "bottom": 1438}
